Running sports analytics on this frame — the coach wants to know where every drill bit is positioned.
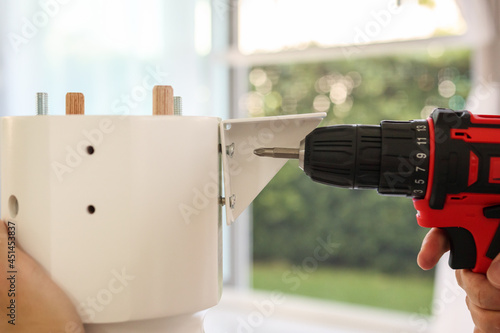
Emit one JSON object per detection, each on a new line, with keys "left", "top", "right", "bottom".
{"left": 254, "top": 147, "right": 300, "bottom": 159}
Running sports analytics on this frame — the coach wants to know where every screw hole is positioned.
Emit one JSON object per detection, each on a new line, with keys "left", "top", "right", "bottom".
{"left": 224, "top": 123, "right": 232, "bottom": 130}
{"left": 87, "top": 205, "right": 96, "bottom": 214}
{"left": 87, "top": 146, "right": 95, "bottom": 155}
{"left": 8, "top": 195, "right": 19, "bottom": 218}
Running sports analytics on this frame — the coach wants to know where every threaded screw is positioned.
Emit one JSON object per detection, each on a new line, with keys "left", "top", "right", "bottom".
{"left": 36, "top": 93, "right": 48, "bottom": 115}
{"left": 174, "top": 96, "right": 182, "bottom": 115}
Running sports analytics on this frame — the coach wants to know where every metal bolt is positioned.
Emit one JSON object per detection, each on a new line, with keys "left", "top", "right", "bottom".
{"left": 226, "top": 143, "right": 235, "bottom": 157}
{"left": 174, "top": 96, "right": 182, "bottom": 115}
{"left": 36, "top": 92, "right": 48, "bottom": 115}
{"left": 229, "top": 194, "right": 236, "bottom": 209}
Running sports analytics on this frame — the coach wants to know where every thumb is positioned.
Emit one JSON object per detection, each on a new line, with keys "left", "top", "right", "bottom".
{"left": 487, "top": 253, "right": 500, "bottom": 289}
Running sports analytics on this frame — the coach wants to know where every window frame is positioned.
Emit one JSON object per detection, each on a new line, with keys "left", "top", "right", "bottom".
{"left": 221, "top": 1, "right": 498, "bottom": 332}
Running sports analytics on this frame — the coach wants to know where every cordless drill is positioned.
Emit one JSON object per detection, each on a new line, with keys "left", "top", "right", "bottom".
{"left": 254, "top": 108, "right": 500, "bottom": 274}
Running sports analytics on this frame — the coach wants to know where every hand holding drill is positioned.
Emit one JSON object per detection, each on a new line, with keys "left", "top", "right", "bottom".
{"left": 419, "top": 228, "right": 500, "bottom": 333}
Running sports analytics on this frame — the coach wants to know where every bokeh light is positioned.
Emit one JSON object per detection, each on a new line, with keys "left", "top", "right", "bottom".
{"left": 333, "top": 96, "right": 353, "bottom": 118}
{"left": 438, "top": 80, "right": 456, "bottom": 98}
{"left": 265, "top": 92, "right": 282, "bottom": 111}
{"left": 330, "top": 83, "right": 348, "bottom": 105}
{"left": 313, "top": 94, "right": 331, "bottom": 112}
{"left": 449, "top": 95, "right": 465, "bottom": 109}
{"left": 245, "top": 50, "right": 470, "bottom": 126}
{"left": 249, "top": 68, "right": 268, "bottom": 86}
{"left": 241, "top": 91, "right": 264, "bottom": 116}
{"left": 420, "top": 105, "right": 438, "bottom": 118}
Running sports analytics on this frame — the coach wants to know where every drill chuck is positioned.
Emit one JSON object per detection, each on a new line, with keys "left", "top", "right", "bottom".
{"left": 254, "top": 119, "right": 431, "bottom": 198}
{"left": 303, "top": 120, "right": 430, "bottom": 198}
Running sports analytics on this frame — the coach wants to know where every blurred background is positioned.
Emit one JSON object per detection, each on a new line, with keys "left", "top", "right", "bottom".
{"left": 1, "top": 0, "right": 499, "bottom": 332}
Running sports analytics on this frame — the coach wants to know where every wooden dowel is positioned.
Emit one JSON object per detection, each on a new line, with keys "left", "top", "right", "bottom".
{"left": 153, "top": 85, "right": 174, "bottom": 115}
{"left": 66, "top": 93, "right": 85, "bottom": 115}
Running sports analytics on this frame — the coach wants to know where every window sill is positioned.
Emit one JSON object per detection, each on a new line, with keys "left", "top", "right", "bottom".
{"left": 205, "top": 287, "right": 430, "bottom": 333}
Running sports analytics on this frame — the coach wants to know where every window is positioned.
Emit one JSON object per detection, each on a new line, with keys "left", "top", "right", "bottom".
{"left": 223, "top": 0, "right": 495, "bottom": 332}
{"left": 239, "top": 0, "right": 466, "bottom": 54}
{"left": 1, "top": 1, "right": 219, "bottom": 118}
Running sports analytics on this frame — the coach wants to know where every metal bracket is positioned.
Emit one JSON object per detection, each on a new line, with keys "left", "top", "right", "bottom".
{"left": 220, "top": 112, "right": 325, "bottom": 225}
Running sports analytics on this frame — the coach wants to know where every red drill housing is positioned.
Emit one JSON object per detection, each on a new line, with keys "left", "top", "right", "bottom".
{"left": 414, "top": 109, "right": 500, "bottom": 273}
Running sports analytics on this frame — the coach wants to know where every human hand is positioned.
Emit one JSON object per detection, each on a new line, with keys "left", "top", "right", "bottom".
{"left": 0, "top": 221, "right": 85, "bottom": 333}
{"left": 418, "top": 227, "right": 500, "bottom": 333}
{"left": 456, "top": 256, "right": 500, "bottom": 333}
{"left": 417, "top": 227, "right": 450, "bottom": 270}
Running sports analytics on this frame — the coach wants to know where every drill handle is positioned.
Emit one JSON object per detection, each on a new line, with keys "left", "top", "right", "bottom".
{"left": 415, "top": 198, "right": 500, "bottom": 274}
{"left": 442, "top": 223, "right": 500, "bottom": 273}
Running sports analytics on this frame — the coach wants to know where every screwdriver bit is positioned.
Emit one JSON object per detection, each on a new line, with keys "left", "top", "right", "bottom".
{"left": 254, "top": 147, "right": 299, "bottom": 159}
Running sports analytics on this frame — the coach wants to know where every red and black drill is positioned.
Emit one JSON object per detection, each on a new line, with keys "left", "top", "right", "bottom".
{"left": 254, "top": 108, "right": 500, "bottom": 273}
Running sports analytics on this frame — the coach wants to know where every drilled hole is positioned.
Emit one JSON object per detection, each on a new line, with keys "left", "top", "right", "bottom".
{"left": 8, "top": 195, "right": 18, "bottom": 218}
{"left": 87, "top": 205, "right": 96, "bottom": 214}
{"left": 87, "top": 146, "right": 95, "bottom": 155}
